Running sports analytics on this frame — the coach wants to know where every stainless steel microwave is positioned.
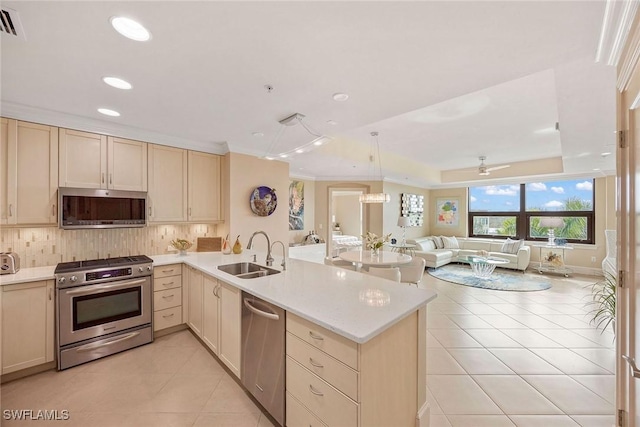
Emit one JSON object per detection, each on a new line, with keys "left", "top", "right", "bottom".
{"left": 59, "top": 187, "right": 147, "bottom": 229}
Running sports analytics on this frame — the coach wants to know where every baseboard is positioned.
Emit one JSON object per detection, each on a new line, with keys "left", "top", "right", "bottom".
{"left": 1, "top": 361, "right": 56, "bottom": 384}
{"left": 154, "top": 323, "right": 188, "bottom": 338}
{"left": 525, "top": 263, "right": 603, "bottom": 277}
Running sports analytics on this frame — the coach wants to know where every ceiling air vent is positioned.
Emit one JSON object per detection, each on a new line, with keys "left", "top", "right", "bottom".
{"left": 0, "top": 7, "right": 25, "bottom": 40}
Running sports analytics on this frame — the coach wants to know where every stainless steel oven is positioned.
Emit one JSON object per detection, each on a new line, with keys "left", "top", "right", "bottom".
{"left": 55, "top": 256, "right": 154, "bottom": 370}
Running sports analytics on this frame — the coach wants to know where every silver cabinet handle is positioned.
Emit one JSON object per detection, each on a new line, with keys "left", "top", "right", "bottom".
{"left": 52, "top": 204, "right": 56, "bottom": 217}
{"left": 309, "top": 331, "right": 324, "bottom": 341}
{"left": 101, "top": 173, "right": 105, "bottom": 184}
{"left": 188, "top": 207, "right": 192, "bottom": 217}
{"left": 162, "top": 281, "right": 174, "bottom": 286}
{"left": 76, "top": 332, "right": 140, "bottom": 352}
{"left": 148, "top": 206, "right": 152, "bottom": 218}
{"left": 162, "top": 294, "right": 174, "bottom": 299}
{"left": 162, "top": 269, "right": 175, "bottom": 274}
{"left": 622, "top": 355, "right": 640, "bottom": 378}
{"left": 49, "top": 288, "right": 52, "bottom": 301}
{"left": 8, "top": 204, "right": 13, "bottom": 217}
{"left": 309, "top": 385, "right": 324, "bottom": 396}
{"left": 309, "top": 358, "right": 324, "bottom": 368}
{"left": 162, "top": 313, "right": 175, "bottom": 319}
{"left": 213, "top": 284, "right": 218, "bottom": 297}
{"left": 243, "top": 298, "right": 279, "bottom": 320}
{"left": 109, "top": 173, "right": 112, "bottom": 185}
{"left": 216, "top": 284, "right": 221, "bottom": 298}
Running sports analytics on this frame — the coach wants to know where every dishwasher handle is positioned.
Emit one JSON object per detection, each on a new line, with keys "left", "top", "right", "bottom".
{"left": 244, "top": 298, "right": 280, "bottom": 320}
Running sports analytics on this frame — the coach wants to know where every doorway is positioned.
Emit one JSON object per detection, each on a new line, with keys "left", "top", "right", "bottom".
{"left": 327, "top": 187, "right": 367, "bottom": 258}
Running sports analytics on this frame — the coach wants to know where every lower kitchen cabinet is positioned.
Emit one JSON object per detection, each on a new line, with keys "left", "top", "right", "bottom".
{"left": 2, "top": 280, "right": 55, "bottom": 374}
{"left": 153, "top": 263, "right": 183, "bottom": 332}
{"left": 187, "top": 267, "right": 203, "bottom": 337}
{"left": 184, "top": 269, "right": 241, "bottom": 378}
{"left": 285, "top": 312, "right": 419, "bottom": 427}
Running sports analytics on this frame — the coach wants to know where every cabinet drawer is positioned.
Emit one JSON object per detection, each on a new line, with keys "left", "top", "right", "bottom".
{"left": 287, "top": 332, "right": 358, "bottom": 401}
{"left": 154, "top": 264, "right": 181, "bottom": 279}
{"left": 154, "top": 288, "right": 182, "bottom": 311}
{"left": 286, "top": 392, "right": 328, "bottom": 427}
{"left": 287, "top": 313, "right": 358, "bottom": 370}
{"left": 286, "top": 357, "right": 358, "bottom": 427}
{"left": 154, "top": 306, "right": 182, "bottom": 331}
{"left": 154, "top": 275, "right": 181, "bottom": 291}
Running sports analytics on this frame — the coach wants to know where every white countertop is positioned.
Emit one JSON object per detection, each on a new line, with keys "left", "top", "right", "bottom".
{"left": 0, "top": 252, "right": 437, "bottom": 344}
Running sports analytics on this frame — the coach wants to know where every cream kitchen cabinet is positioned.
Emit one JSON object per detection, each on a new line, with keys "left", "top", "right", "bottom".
{"left": 286, "top": 312, "right": 419, "bottom": 427}
{"left": 59, "top": 129, "right": 147, "bottom": 191}
{"left": 188, "top": 151, "right": 221, "bottom": 222}
{"left": 148, "top": 144, "right": 188, "bottom": 223}
{"left": 202, "top": 274, "right": 220, "bottom": 354}
{"left": 1, "top": 119, "right": 58, "bottom": 225}
{"left": 153, "top": 264, "right": 183, "bottom": 332}
{"left": 2, "top": 280, "right": 55, "bottom": 374}
{"left": 186, "top": 266, "right": 203, "bottom": 337}
{"left": 217, "top": 280, "right": 241, "bottom": 377}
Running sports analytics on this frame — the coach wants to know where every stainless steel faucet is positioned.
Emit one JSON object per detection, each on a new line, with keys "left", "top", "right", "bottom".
{"left": 271, "top": 240, "right": 286, "bottom": 271}
{"left": 247, "top": 231, "right": 274, "bottom": 267}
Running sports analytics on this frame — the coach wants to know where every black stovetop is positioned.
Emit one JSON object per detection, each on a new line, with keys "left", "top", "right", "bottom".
{"left": 54, "top": 255, "right": 153, "bottom": 274}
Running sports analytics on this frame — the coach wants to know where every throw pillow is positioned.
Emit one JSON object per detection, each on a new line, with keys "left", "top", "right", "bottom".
{"left": 501, "top": 238, "right": 523, "bottom": 254}
{"left": 431, "top": 236, "right": 444, "bottom": 249}
{"left": 441, "top": 236, "right": 459, "bottom": 249}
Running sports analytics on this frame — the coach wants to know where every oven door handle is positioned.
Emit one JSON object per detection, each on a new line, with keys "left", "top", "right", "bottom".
{"left": 65, "top": 279, "right": 147, "bottom": 296}
{"left": 75, "top": 331, "right": 141, "bottom": 352}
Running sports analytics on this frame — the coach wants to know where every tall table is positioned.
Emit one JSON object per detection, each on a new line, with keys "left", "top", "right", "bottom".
{"left": 339, "top": 250, "right": 412, "bottom": 271}
{"left": 533, "top": 244, "right": 573, "bottom": 277}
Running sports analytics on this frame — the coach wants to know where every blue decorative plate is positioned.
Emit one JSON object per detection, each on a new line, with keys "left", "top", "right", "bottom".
{"left": 250, "top": 186, "right": 277, "bottom": 216}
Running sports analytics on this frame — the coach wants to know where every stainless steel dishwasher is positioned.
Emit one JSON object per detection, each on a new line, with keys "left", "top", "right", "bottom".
{"left": 241, "top": 292, "right": 285, "bottom": 426}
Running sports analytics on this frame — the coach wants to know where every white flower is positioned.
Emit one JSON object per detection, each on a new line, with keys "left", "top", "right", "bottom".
{"left": 362, "top": 231, "right": 391, "bottom": 250}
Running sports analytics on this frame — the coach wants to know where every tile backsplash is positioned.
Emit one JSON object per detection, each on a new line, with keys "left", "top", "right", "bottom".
{"left": 0, "top": 224, "right": 218, "bottom": 268}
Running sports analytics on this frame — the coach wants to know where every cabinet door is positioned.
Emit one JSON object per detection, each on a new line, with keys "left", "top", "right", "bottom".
{"left": 219, "top": 281, "right": 241, "bottom": 377}
{"left": 108, "top": 136, "right": 147, "bottom": 191}
{"left": 0, "top": 118, "right": 16, "bottom": 225}
{"left": 2, "top": 280, "right": 54, "bottom": 374}
{"left": 59, "top": 128, "right": 106, "bottom": 189}
{"left": 202, "top": 275, "right": 220, "bottom": 354}
{"left": 187, "top": 267, "right": 203, "bottom": 337}
{"left": 16, "top": 121, "right": 58, "bottom": 224}
{"left": 188, "top": 151, "right": 221, "bottom": 222}
{"left": 148, "top": 144, "right": 187, "bottom": 222}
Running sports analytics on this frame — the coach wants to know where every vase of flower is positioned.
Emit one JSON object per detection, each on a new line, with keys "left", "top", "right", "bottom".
{"left": 371, "top": 247, "right": 380, "bottom": 257}
{"left": 362, "top": 231, "right": 391, "bottom": 257}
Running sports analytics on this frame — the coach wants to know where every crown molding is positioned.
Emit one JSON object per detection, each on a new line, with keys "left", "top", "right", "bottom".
{"left": 0, "top": 102, "right": 227, "bottom": 155}
{"left": 596, "top": 0, "right": 639, "bottom": 68}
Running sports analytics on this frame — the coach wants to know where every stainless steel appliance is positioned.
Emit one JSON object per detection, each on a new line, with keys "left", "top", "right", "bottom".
{"left": 241, "top": 292, "right": 285, "bottom": 426}
{"left": 59, "top": 187, "right": 147, "bottom": 229}
{"left": 55, "top": 255, "right": 153, "bottom": 370}
{"left": 0, "top": 252, "right": 20, "bottom": 274}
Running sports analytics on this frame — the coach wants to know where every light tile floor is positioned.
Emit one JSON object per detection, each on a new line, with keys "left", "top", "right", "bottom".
{"left": 0, "top": 331, "right": 275, "bottom": 427}
{"left": 0, "top": 265, "right": 615, "bottom": 427}
{"left": 420, "top": 268, "right": 616, "bottom": 427}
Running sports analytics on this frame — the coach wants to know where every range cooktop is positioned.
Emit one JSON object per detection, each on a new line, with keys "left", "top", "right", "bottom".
{"left": 54, "top": 255, "right": 153, "bottom": 274}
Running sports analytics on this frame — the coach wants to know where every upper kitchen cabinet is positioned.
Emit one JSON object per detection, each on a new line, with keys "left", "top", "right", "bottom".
{"left": 1, "top": 119, "right": 58, "bottom": 225}
{"left": 188, "top": 151, "right": 221, "bottom": 222}
{"left": 59, "top": 129, "right": 147, "bottom": 191}
{"left": 148, "top": 144, "right": 188, "bottom": 223}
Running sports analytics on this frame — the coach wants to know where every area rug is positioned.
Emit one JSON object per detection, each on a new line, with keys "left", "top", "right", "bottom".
{"left": 428, "top": 264, "right": 552, "bottom": 292}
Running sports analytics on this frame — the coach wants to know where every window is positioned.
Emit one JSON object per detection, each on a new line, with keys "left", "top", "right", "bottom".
{"left": 469, "top": 179, "right": 595, "bottom": 244}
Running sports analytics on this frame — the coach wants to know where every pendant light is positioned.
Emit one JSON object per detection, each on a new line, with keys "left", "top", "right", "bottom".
{"left": 359, "top": 131, "right": 391, "bottom": 203}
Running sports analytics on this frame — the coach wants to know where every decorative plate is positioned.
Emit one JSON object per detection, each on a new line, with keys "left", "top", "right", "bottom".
{"left": 250, "top": 186, "right": 277, "bottom": 216}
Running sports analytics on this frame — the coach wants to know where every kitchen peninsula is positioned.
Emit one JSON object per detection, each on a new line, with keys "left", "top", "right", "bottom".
{"left": 0, "top": 252, "right": 437, "bottom": 426}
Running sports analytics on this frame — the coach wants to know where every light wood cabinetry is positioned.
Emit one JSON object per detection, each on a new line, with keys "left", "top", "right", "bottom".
{"left": 286, "top": 312, "right": 419, "bottom": 427}
{"left": 217, "top": 280, "right": 241, "bottom": 377}
{"left": 1, "top": 120, "right": 58, "bottom": 225}
{"left": 59, "top": 129, "right": 147, "bottom": 191}
{"left": 148, "top": 144, "right": 188, "bottom": 222}
{"left": 202, "top": 274, "right": 220, "bottom": 353}
{"left": 187, "top": 267, "right": 203, "bottom": 337}
{"left": 188, "top": 151, "right": 221, "bottom": 222}
{"left": 2, "top": 280, "right": 54, "bottom": 374}
{"left": 153, "top": 264, "right": 183, "bottom": 331}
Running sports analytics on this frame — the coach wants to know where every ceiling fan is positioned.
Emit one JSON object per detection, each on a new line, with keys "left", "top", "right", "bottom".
{"left": 476, "top": 156, "right": 510, "bottom": 176}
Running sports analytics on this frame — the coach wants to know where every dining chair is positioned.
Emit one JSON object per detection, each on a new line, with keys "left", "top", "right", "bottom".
{"left": 366, "top": 266, "right": 401, "bottom": 282}
{"left": 399, "top": 257, "right": 426, "bottom": 286}
{"left": 324, "top": 256, "right": 356, "bottom": 271}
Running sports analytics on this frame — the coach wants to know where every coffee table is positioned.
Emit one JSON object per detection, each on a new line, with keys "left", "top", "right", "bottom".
{"left": 458, "top": 255, "right": 509, "bottom": 278}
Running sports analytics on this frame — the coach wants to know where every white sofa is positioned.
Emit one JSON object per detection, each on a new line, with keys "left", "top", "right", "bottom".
{"left": 407, "top": 236, "right": 531, "bottom": 272}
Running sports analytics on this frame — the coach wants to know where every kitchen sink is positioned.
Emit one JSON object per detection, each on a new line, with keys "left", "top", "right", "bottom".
{"left": 217, "top": 262, "right": 281, "bottom": 279}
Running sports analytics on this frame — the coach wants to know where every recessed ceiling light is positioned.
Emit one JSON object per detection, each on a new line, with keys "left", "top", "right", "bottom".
{"left": 98, "top": 108, "right": 120, "bottom": 117}
{"left": 102, "top": 76, "right": 132, "bottom": 90}
{"left": 327, "top": 120, "right": 338, "bottom": 125}
{"left": 593, "top": 168, "right": 601, "bottom": 171}
{"left": 313, "top": 140, "right": 324, "bottom": 146}
{"left": 252, "top": 132, "right": 264, "bottom": 137}
{"left": 601, "top": 151, "right": 612, "bottom": 157}
{"left": 264, "top": 156, "right": 274, "bottom": 160}
{"left": 332, "top": 93, "right": 349, "bottom": 102}
{"left": 110, "top": 16, "right": 151, "bottom": 41}
{"left": 296, "top": 149, "right": 305, "bottom": 154}
{"left": 279, "top": 154, "right": 288, "bottom": 158}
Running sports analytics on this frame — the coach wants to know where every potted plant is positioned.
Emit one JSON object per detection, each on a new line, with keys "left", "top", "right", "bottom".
{"left": 586, "top": 271, "right": 617, "bottom": 335}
